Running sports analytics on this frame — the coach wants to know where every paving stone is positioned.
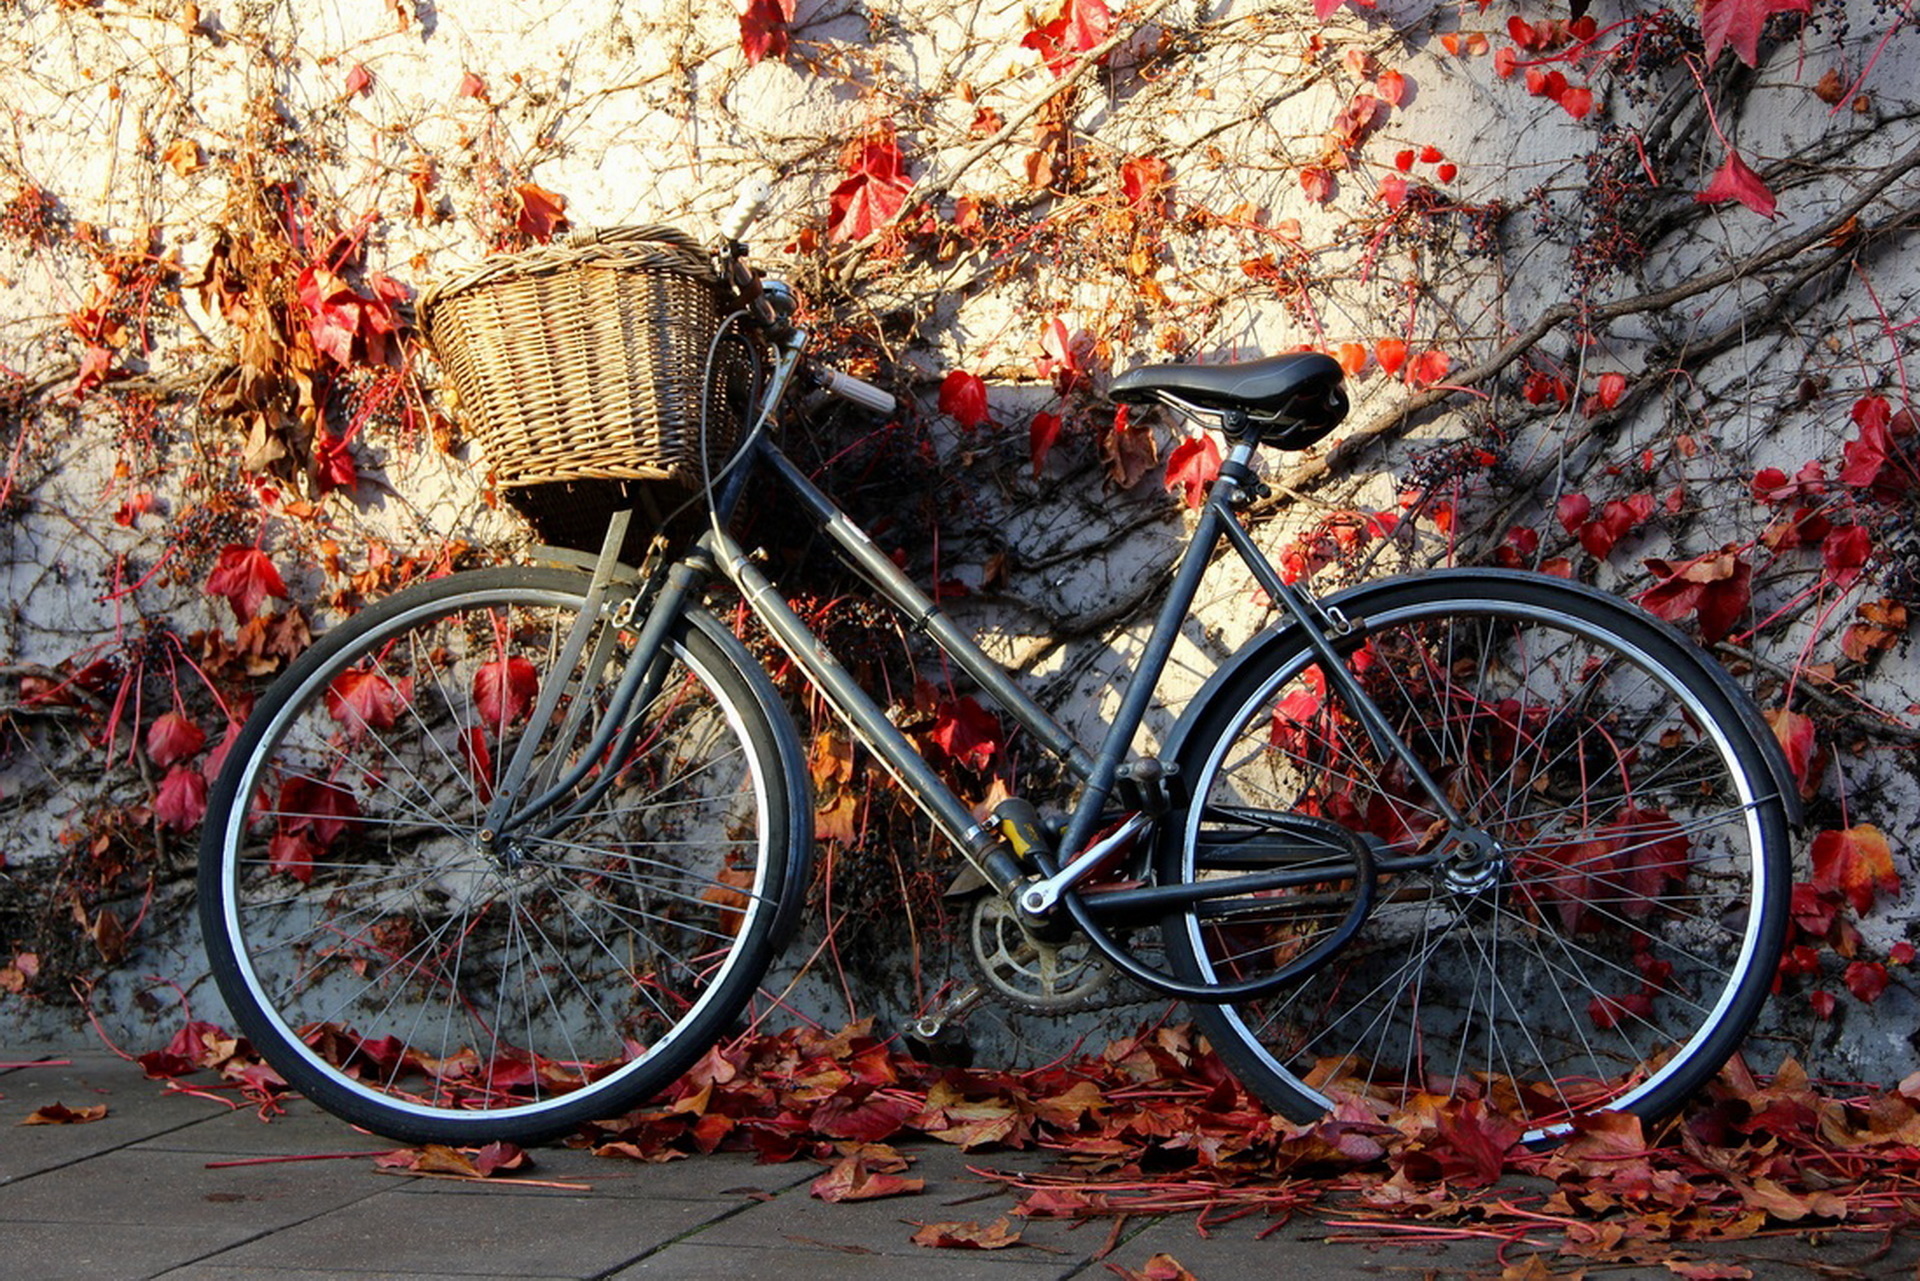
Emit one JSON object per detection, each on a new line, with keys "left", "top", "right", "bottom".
{"left": 0, "top": 1145, "right": 383, "bottom": 1232}
{"left": 0, "top": 1056, "right": 230, "bottom": 1183}
{"left": 0, "top": 1219, "right": 271, "bottom": 1281}
{"left": 196, "top": 1184, "right": 724, "bottom": 1278}
{"left": 611, "top": 1240, "right": 1076, "bottom": 1279}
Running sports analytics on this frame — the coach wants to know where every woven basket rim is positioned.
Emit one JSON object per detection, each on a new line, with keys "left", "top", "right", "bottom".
{"left": 417, "top": 224, "right": 717, "bottom": 329}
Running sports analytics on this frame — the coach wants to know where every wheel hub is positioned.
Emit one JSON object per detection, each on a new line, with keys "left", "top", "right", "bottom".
{"left": 1440, "top": 828, "right": 1505, "bottom": 894}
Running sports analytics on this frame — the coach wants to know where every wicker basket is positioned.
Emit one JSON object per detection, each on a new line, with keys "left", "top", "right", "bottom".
{"left": 418, "top": 225, "right": 744, "bottom": 494}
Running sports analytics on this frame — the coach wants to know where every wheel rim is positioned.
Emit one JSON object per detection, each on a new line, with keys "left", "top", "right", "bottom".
{"left": 214, "top": 587, "right": 777, "bottom": 1127}
{"left": 1180, "top": 594, "right": 1776, "bottom": 1139}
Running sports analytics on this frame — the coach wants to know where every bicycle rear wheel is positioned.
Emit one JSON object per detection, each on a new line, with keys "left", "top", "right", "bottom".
{"left": 1162, "top": 572, "right": 1791, "bottom": 1141}
{"left": 199, "top": 566, "right": 808, "bottom": 1144}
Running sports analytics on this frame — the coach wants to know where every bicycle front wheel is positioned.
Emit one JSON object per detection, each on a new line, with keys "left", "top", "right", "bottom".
{"left": 1163, "top": 572, "right": 1791, "bottom": 1140}
{"left": 199, "top": 566, "right": 808, "bottom": 1144}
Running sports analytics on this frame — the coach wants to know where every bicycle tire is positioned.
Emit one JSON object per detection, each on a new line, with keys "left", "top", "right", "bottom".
{"left": 198, "top": 566, "right": 809, "bottom": 1145}
{"left": 1159, "top": 570, "right": 1792, "bottom": 1141}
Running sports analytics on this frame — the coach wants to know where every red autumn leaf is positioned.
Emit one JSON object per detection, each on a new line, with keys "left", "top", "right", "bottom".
{"left": 911, "top": 1218, "right": 1024, "bottom": 1251}
{"left": 1119, "top": 155, "right": 1170, "bottom": 210}
{"left": 1374, "top": 338, "right": 1408, "bottom": 377}
{"left": 1394, "top": 148, "right": 1416, "bottom": 172}
{"left": 1577, "top": 494, "right": 1654, "bottom": 558}
{"left": 1556, "top": 492, "right": 1592, "bottom": 534}
{"left": 461, "top": 726, "right": 495, "bottom": 802}
{"left": 1822, "top": 524, "right": 1872, "bottom": 587}
{"left": 268, "top": 830, "right": 322, "bottom": 884}
{"left": 1375, "top": 69, "right": 1407, "bottom": 106}
{"left": 147, "top": 711, "right": 208, "bottom": 766}
{"left": 1436, "top": 162, "right": 1458, "bottom": 183}
{"left": 1590, "top": 989, "right": 1655, "bottom": 1032}
{"left": 1334, "top": 342, "right": 1368, "bottom": 375}
{"left": 1299, "top": 166, "right": 1335, "bottom": 204}
{"left": 21, "top": 1103, "right": 109, "bottom": 1126}
{"left": 1494, "top": 45, "right": 1520, "bottom": 77}
{"left": 1029, "top": 411, "right": 1063, "bottom": 477}
{"left": 1585, "top": 371, "right": 1628, "bottom": 415}
{"left": 828, "top": 132, "right": 912, "bottom": 244}
{"left": 513, "top": 183, "right": 568, "bottom": 241}
{"left": 1637, "top": 548, "right": 1751, "bottom": 642}
{"left": 1810, "top": 825, "right": 1899, "bottom": 916}
{"left": 277, "top": 776, "right": 362, "bottom": 846}
{"left": 1893, "top": 941, "right": 1915, "bottom": 965}
{"left": 1838, "top": 399, "right": 1916, "bottom": 496}
{"left": 1407, "top": 349, "right": 1450, "bottom": 388}
{"left": 314, "top": 432, "right": 359, "bottom": 494}
{"left": 474, "top": 656, "right": 539, "bottom": 726}
{"left": 1036, "top": 317, "right": 1089, "bottom": 394}
{"left": 1700, "top": 0, "right": 1812, "bottom": 68}
{"left": 1314, "top": 0, "right": 1343, "bottom": 15}
{"left": 1164, "top": 434, "right": 1222, "bottom": 510}
{"left": 1696, "top": 148, "right": 1777, "bottom": 219}
{"left": 938, "top": 370, "right": 991, "bottom": 430}
{"left": 327, "top": 668, "right": 413, "bottom": 733}
{"left": 738, "top": 0, "right": 795, "bottom": 65}
{"left": 1844, "top": 960, "right": 1889, "bottom": 1003}
{"left": 345, "top": 62, "right": 373, "bottom": 96}
{"left": 295, "top": 265, "right": 407, "bottom": 367}
{"left": 1763, "top": 707, "right": 1820, "bottom": 798}
{"left": 810, "top": 1155, "right": 925, "bottom": 1202}
{"left": 457, "top": 70, "right": 488, "bottom": 100}
{"left": 1062, "top": 0, "right": 1112, "bottom": 54}
{"left": 1808, "top": 989, "right": 1837, "bottom": 1018}
{"left": 207, "top": 545, "right": 289, "bottom": 622}
{"left": 155, "top": 767, "right": 208, "bottom": 830}
{"left": 1557, "top": 84, "right": 1595, "bottom": 118}
{"left": 927, "top": 696, "right": 1000, "bottom": 772}
{"left": 1379, "top": 174, "right": 1409, "bottom": 209}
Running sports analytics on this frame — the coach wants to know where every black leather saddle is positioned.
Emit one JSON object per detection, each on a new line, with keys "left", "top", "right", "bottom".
{"left": 1110, "top": 352, "right": 1348, "bottom": 450}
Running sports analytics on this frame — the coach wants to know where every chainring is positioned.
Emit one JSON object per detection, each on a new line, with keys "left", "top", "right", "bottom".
{"left": 965, "top": 893, "right": 1121, "bottom": 1014}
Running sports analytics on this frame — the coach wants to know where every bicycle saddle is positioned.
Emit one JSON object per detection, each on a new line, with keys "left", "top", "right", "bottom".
{"left": 1110, "top": 352, "right": 1348, "bottom": 450}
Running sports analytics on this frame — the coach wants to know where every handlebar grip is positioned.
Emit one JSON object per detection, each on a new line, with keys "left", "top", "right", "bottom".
{"left": 717, "top": 180, "right": 773, "bottom": 243}
{"left": 820, "top": 369, "right": 897, "bottom": 416}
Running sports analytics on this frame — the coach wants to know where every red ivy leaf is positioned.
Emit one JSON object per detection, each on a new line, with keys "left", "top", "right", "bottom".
{"left": 147, "top": 712, "right": 207, "bottom": 767}
{"left": 513, "top": 183, "right": 569, "bottom": 242}
{"left": 1697, "top": 149, "right": 1778, "bottom": 219}
{"left": 277, "top": 776, "right": 362, "bottom": 846}
{"left": 155, "top": 767, "right": 209, "bottom": 831}
{"left": 314, "top": 432, "right": 359, "bottom": 494}
{"left": 1844, "top": 960, "right": 1889, "bottom": 1003}
{"left": 1700, "top": 0, "right": 1812, "bottom": 68}
{"left": 327, "top": 669, "right": 413, "bottom": 733}
{"left": 828, "top": 132, "right": 912, "bottom": 244}
{"left": 1811, "top": 825, "right": 1900, "bottom": 916}
{"left": 1764, "top": 707, "right": 1820, "bottom": 798}
{"left": 1822, "top": 524, "right": 1872, "bottom": 588}
{"left": 474, "top": 656, "right": 539, "bottom": 726}
{"left": 207, "top": 546, "right": 288, "bottom": 622}
{"left": 1299, "top": 166, "right": 1335, "bottom": 205}
{"left": 927, "top": 696, "right": 1000, "bottom": 772}
{"left": 1164, "top": 434, "right": 1222, "bottom": 510}
{"left": 458, "top": 70, "right": 488, "bottom": 100}
{"left": 1374, "top": 338, "right": 1408, "bottom": 377}
{"left": 938, "top": 370, "right": 991, "bottom": 430}
{"left": 1029, "top": 411, "right": 1063, "bottom": 478}
{"left": 1637, "top": 548, "right": 1751, "bottom": 642}
{"left": 345, "top": 63, "right": 373, "bottom": 96}
{"left": 739, "top": 0, "right": 795, "bottom": 65}
{"left": 1407, "top": 349, "right": 1451, "bottom": 388}
{"left": 268, "top": 831, "right": 322, "bottom": 884}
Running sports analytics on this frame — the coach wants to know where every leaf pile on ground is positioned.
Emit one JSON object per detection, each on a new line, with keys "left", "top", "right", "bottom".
{"left": 141, "top": 1016, "right": 1920, "bottom": 1260}
{"left": 563, "top": 1021, "right": 1920, "bottom": 1258}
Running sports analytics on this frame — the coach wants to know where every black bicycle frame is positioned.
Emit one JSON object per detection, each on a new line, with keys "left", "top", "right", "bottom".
{"left": 482, "top": 327, "right": 1467, "bottom": 998}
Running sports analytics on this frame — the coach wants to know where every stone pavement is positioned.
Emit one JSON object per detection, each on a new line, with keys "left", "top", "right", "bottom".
{"left": 3, "top": 1052, "right": 1915, "bottom": 1281}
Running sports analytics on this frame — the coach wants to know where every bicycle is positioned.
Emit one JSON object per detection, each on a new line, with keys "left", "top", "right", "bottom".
{"left": 197, "top": 198, "right": 1799, "bottom": 1148}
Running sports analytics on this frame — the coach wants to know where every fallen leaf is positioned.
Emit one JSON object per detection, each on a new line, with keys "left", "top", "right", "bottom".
{"left": 21, "top": 1103, "right": 108, "bottom": 1126}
